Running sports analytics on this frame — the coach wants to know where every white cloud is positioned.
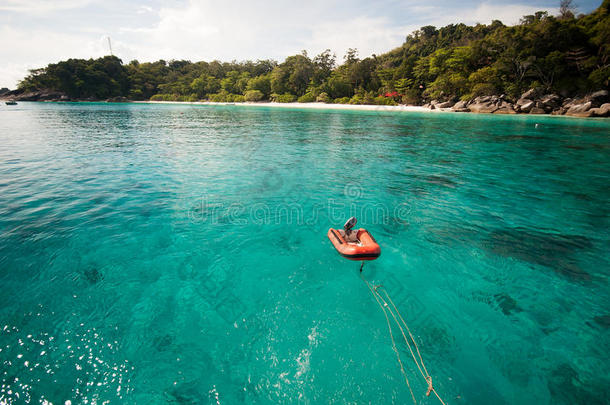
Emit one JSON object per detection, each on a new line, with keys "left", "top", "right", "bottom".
{"left": 136, "top": 5, "right": 154, "bottom": 14}
{"left": 118, "top": 0, "right": 318, "bottom": 62}
{"left": 303, "top": 17, "right": 416, "bottom": 62}
{"left": 115, "top": 0, "right": 410, "bottom": 63}
{"left": 0, "top": 0, "right": 559, "bottom": 88}
{"left": 0, "top": 0, "right": 92, "bottom": 13}
{"left": 118, "top": 0, "right": 556, "bottom": 64}
{"left": 0, "top": 26, "right": 107, "bottom": 87}
{"left": 450, "top": 2, "right": 558, "bottom": 25}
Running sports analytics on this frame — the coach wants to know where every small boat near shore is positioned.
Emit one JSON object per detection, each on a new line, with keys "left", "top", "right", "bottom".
{"left": 5, "top": 101, "right": 17, "bottom": 105}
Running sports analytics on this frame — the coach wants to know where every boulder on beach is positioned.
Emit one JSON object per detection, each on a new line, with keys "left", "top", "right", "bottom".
{"left": 12, "top": 90, "right": 67, "bottom": 102}
{"left": 467, "top": 96, "right": 499, "bottom": 113}
{"left": 520, "top": 88, "right": 540, "bottom": 100}
{"left": 540, "top": 94, "right": 561, "bottom": 107}
{"left": 452, "top": 100, "right": 467, "bottom": 109}
{"left": 529, "top": 107, "right": 546, "bottom": 114}
{"left": 586, "top": 90, "right": 608, "bottom": 106}
{"left": 590, "top": 103, "right": 610, "bottom": 117}
{"left": 451, "top": 100, "right": 469, "bottom": 112}
{"left": 530, "top": 94, "right": 563, "bottom": 113}
{"left": 566, "top": 101, "right": 593, "bottom": 117}
{"left": 468, "top": 102, "right": 498, "bottom": 113}
{"left": 493, "top": 101, "right": 516, "bottom": 114}
{"left": 435, "top": 101, "right": 454, "bottom": 109}
{"left": 518, "top": 100, "right": 535, "bottom": 113}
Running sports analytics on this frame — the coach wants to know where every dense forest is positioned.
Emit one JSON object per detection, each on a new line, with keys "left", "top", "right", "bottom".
{"left": 15, "top": 0, "right": 610, "bottom": 106}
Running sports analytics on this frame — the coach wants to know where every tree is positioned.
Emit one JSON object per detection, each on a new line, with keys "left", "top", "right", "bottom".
{"left": 344, "top": 48, "right": 359, "bottom": 65}
{"left": 559, "top": 0, "right": 576, "bottom": 19}
{"left": 313, "top": 49, "right": 336, "bottom": 85}
{"left": 270, "top": 53, "right": 314, "bottom": 96}
{"left": 191, "top": 74, "right": 221, "bottom": 98}
{"left": 320, "top": 74, "right": 352, "bottom": 98}
{"left": 244, "top": 90, "right": 264, "bottom": 101}
{"left": 531, "top": 51, "right": 565, "bottom": 89}
{"left": 221, "top": 70, "right": 241, "bottom": 94}
{"left": 247, "top": 74, "right": 271, "bottom": 98}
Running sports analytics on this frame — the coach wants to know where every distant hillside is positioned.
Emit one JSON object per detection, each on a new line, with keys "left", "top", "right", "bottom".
{"left": 12, "top": 0, "right": 610, "bottom": 108}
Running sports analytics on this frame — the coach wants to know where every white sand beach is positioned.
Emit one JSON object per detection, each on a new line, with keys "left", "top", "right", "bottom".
{"left": 141, "top": 100, "right": 440, "bottom": 113}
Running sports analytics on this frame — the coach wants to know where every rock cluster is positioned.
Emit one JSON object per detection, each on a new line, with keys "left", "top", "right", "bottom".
{"left": 428, "top": 89, "right": 609, "bottom": 117}
{"left": 1, "top": 90, "right": 131, "bottom": 103}
{"left": 2, "top": 90, "right": 70, "bottom": 102}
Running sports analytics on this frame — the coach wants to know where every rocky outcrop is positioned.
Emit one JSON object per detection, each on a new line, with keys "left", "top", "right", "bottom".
{"left": 587, "top": 90, "right": 608, "bottom": 106}
{"left": 515, "top": 93, "right": 562, "bottom": 113}
{"left": 539, "top": 94, "right": 561, "bottom": 110}
{"left": 465, "top": 95, "right": 516, "bottom": 114}
{"left": 520, "top": 88, "right": 539, "bottom": 100}
{"left": 566, "top": 101, "right": 593, "bottom": 117}
{"left": 517, "top": 100, "right": 535, "bottom": 113}
{"left": 454, "top": 89, "right": 609, "bottom": 118}
{"left": 435, "top": 101, "right": 454, "bottom": 109}
{"left": 3, "top": 90, "right": 130, "bottom": 102}
{"left": 427, "top": 100, "right": 454, "bottom": 109}
{"left": 529, "top": 106, "right": 547, "bottom": 114}
{"left": 494, "top": 101, "right": 516, "bottom": 114}
{"left": 451, "top": 100, "right": 469, "bottom": 112}
{"left": 467, "top": 96, "right": 499, "bottom": 113}
{"left": 452, "top": 100, "right": 467, "bottom": 109}
{"left": 5, "top": 90, "right": 69, "bottom": 102}
{"left": 468, "top": 103, "right": 498, "bottom": 113}
{"left": 590, "top": 103, "right": 610, "bottom": 117}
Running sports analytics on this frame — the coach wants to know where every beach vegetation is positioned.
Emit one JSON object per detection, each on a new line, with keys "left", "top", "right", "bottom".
{"left": 244, "top": 90, "right": 264, "bottom": 101}
{"left": 334, "top": 97, "right": 351, "bottom": 104}
{"left": 315, "top": 92, "right": 330, "bottom": 103}
{"left": 272, "top": 93, "right": 297, "bottom": 103}
{"left": 247, "top": 75, "right": 272, "bottom": 98}
{"left": 297, "top": 92, "right": 317, "bottom": 103}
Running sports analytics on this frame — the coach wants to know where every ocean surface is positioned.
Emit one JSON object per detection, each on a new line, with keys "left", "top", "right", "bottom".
{"left": 0, "top": 102, "right": 609, "bottom": 404}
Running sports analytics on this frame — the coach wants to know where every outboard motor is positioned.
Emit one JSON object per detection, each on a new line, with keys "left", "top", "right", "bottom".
{"left": 343, "top": 216, "right": 357, "bottom": 232}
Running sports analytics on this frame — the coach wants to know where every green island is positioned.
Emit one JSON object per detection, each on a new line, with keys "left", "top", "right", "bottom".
{"left": 3, "top": 0, "right": 609, "bottom": 117}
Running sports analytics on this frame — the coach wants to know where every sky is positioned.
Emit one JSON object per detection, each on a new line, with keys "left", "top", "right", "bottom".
{"left": 0, "top": 0, "right": 602, "bottom": 89}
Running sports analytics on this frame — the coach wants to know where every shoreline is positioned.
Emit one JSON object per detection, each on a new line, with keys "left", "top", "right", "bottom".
{"left": 136, "top": 100, "right": 440, "bottom": 113}
{"left": 131, "top": 101, "right": 609, "bottom": 118}
{"left": 4, "top": 98, "right": 608, "bottom": 119}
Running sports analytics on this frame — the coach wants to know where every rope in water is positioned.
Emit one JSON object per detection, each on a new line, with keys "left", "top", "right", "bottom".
{"left": 359, "top": 263, "right": 447, "bottom": 405}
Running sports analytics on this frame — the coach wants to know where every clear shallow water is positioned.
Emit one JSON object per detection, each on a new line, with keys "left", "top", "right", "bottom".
{"left": 0, "top": 102, "right": 609, "bottom": 404}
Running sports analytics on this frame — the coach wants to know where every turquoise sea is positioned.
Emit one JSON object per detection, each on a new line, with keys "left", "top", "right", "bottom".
{"left": 0, "top": 102, "right": 609, "bottom": 404}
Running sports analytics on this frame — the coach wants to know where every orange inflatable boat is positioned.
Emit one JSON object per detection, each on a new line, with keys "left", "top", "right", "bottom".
{"left": 327, "top": 225, "right": 381, "bottom": 261}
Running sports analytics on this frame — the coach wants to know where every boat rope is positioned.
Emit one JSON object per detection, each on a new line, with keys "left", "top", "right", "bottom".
{"left": 360, "top": 270, "right": 417, "bottom": 404}
{"left": 359, "top": 263, "right": 447, "bottom": 405}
